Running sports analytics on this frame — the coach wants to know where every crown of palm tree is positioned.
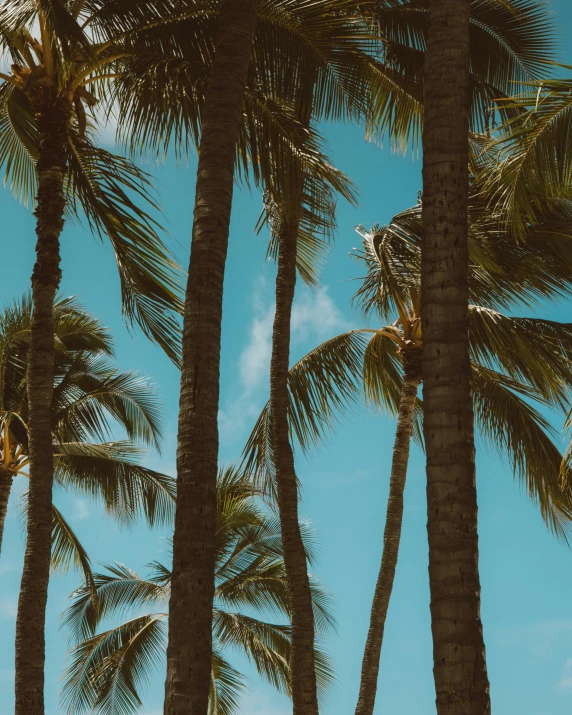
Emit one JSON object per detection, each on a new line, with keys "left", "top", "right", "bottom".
{"left": 0, "top": 0, "right": 185, "bottom": 362}
{"left": 0, "top": 294, "right": 176, "bottom": 586}
{"left": 60, "top": 465, "right": 334, "bottom": 715}
{"left": 243, "top": 202, "right": 572, "bottom": 540}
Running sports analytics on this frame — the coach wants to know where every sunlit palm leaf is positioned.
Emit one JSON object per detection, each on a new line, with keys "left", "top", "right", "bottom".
{"left": 54, "top": 441, "right": 175, "bottom": 527}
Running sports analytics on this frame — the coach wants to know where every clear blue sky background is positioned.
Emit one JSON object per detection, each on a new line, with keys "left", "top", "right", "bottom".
{"left": 2, "top": 2, "right": 572, "bottom": 713}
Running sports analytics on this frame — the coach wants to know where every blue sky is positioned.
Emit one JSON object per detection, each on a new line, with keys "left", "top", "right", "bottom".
{"left": 2, "top": 2, "right": 572, "bottom": 713}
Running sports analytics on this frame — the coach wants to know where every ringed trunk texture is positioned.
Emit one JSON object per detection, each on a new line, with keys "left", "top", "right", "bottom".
{"left": 270, "top": 219, "right": 319, "bottom": 714}
{"left": 163, "top": 2, "right": 257, "bottom": 714}
{"left": 421, "top": 1, "right": 491, "bottom": 714}
{"left": 354, "top": 356, "right": 421, "bottom": 715}
{"left": 15, "top": 101, "right": 68, "bottom": 715}
{"left": 0, "top": 467, "right": 13, "bottom": 554}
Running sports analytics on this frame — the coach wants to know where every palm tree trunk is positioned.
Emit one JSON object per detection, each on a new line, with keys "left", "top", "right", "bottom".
{"left": 0, "top": 467, "right": 13, "bottom": 554}
{"left": 164, "top": 2, "right": 257, "bottom": 714}
{"left": 421, "top": 2, "right": 491, "bottom": 714}
{"left": 354, "top": 356, "right": 421, "bottom": 715}
{"left": 270, "top": 219, "right": 319, "bottom": 714}
{"left": 15, "top": 100, "right": 68, "bottom": 715}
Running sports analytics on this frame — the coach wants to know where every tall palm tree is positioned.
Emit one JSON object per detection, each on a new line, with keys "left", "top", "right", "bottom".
{"left": 421, "top": 3, "right": 490, "bottom": 708}
{"left": 392, "top": 1, "right": 555, "bottom": 710}
{"left": 0, "top": 5, "right": 184, "bottom": 711}
{"left": 244, "top": 197, "right": 572, "bottom": 715}
{"left": 60, "top": 466, "right": 335, "bottom": 715}
{"left": 163, "top": 4, "right": 258, "bottom": 712}
{"left": 0, "top": 294, "right": 176, "bottom": 576}
{"left": 113, "top": 4, "right": 375, "bottom": 711}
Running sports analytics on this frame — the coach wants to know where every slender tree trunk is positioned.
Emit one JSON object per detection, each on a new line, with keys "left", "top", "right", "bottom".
{"left": 15, "top": 101, "right": 68, "bottom": 715}
{"left": 0, "top": 467, "right": 13, "bottom": 554}
{"left": 270, "top": 218, "right": 319, "bottom": 714}
{"left": 164, "top": 3, "right": 256, "bottom": 714}
{"left": 421, "top": 2, "right": 491, "bottom": 714}
{"left": 355, "top": 355, "right": 421, "bottom": 715}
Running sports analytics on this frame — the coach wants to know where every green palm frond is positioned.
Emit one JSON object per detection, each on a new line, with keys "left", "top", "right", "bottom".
{"left": 52, "top": 357, "right": 163, "bottom": 449}
{"left": 54, "top": 441, "right": 175, "bottom": 528}
{"left": 213, "top": 610, "right": 291, "bottom": 696}
{"left": 355, "top": 194, "right": 572, "bottom": 314}
{"left": 0, "top": 77, "right": 183, "bottom": 363}
{"left": 61, "top": 614, "right": 167, "bottom": 715}
{"left": 469, "top": 306, "right": 572, "bottom": 408}
{"left": 472, "top": 364, "right": 572, "bottom": 542}
{"left": 366, "top": 0, "right": 554, "bottom": 139}
{"left": 0, "top": 82, "right": 37, "bottom": 206}
{"left": 51, "top": 504, "right": 97, "bottom": 597}
{"left": 243, "top": 331, "right": 369, "bottom": 497}
{"left": 62, "top": 465, "right": 335, "bottom": 713}
{"left": 481, "top": 68, "right": 572, "bottom": 237}
{"left": 209, "top": 648, "right": 245, "bottom": 715}
{"left": 258, "top": 122, "right": 358, "bottom": 285}
{"left": 62, "top": 563, "right": 168, "bottom": 643}
{"left": 65, "top": 133, "right": 184, "bottom": 365}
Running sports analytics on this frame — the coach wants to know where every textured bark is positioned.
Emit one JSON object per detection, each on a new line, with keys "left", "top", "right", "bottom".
{"left": 421, "top": 1, "right": 491, "bottom": 714}
{"left": 15, "top": 101, "right": 67, "bottom": 715}
{"left": 355, "top": 355, "right": 421, "bottom": 715}
{"left": 163, "top": 3, "right": 257, "bottom": 714}
{"left": 0, "top": 467, "right": 13, "bottom": 554}
{"left": 270, "top": 219, "right": 319, "bottom": 715}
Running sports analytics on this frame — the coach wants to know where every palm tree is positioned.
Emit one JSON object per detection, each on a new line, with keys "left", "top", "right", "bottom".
{"left": 107, "top": 2, "right": 557, "bottom": 708}
{"left": 0, "top": 5, "right": 184, "bottom": 710}
{"left": 421, "top": 3, "right": 490, "bottom": 705}
{"left": 0, "top": 294, "right": 176, "bottom": 577}
{"left": 113, "top": 4, "right": 374, "bottom": 710}
{"left": 60, "top": 466, "right": 335, "bottom": 715}
{"left": 376, "top": 1, "right": 556, "bottom": 710}
{"left": 244, "top": 198, "right": 572, "bottom": 715}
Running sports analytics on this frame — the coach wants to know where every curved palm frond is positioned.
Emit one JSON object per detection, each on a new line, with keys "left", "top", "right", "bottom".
{"left": 62, "top": 562, "right": 168, "bottom": 643}
{"left": 0, "top": 80, "right": 184, "bottom": 364}
{"left": 482, "top": 69, "right": 572, "bottom": 237}
{"left": 51, "top": 356, "right": 163, "bottom": 450}
{"left": 62, "top": 466, "right": 335, "bottom": 714}
{"left": 472, "top": 364, "right": 572, "bottom": 542}
{"left": 54, "top": 441, "right": 175, "bottom": 528}
{"left": 61, "top": 614, "right": 168, "bottom": 715}
{"left": 242, "top": 331, "right": 370, "bottom": 497}
{"left": 209, "top": 648, "right": 245, "bottom": 715}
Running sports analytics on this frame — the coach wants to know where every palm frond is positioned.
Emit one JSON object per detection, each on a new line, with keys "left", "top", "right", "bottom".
{"left": 54, "top": 441, "right": 175, "bottom": 527}
{"left": 61, "top": 614, "right": 167, "bottom": 715}
{"left": 472, "top": 363, "right": 572, "bottom": 542}
{"left": 51, "top": 504, "right": 97, "bottom": 601}
{"left": 63, "top": 562, "right": 168, "bottom": 643}
{"left": 65, "top": 134, "right": 184, "bottom": 364}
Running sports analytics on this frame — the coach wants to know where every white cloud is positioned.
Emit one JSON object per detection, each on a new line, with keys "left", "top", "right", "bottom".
{"left": 220, "top": 282, "right": 346, "bottom": 447}
{"left": 239, "top": 302, "right": 275, "bottom": 390}
{"left": 290, "top": 285, "right": 347, "bottom": 345}
{"left": 560, "top": 660, "right": 572, "bottom": 690}
{"left": 74, "top": 498, "right": 90, "bottom": 521}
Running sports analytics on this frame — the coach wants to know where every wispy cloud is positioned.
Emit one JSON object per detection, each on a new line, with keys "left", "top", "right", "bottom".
{"left": 220, "top": 280, "right": 346, "bottom": 447}
{"left": 74, "top": 498, "right": 90, "bottom": 521}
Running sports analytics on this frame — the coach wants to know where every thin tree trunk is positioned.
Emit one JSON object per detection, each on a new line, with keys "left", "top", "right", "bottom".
{"left": 421, "top": 1, "right": 491, "bottom": 714}
{"left": 164, "top": 2, "right": 256, "bottom": 714}
{"left": 270, "top": 218, "right": 319, "bottom": 714}
{"left": 0, "top": 467, "right": 13, "bottom": 554}
{"left": 15, "top": 101, "right": 68, "bottom": 715}
{"left": 355, "top": 358, "right": 421, "bottom": 715}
